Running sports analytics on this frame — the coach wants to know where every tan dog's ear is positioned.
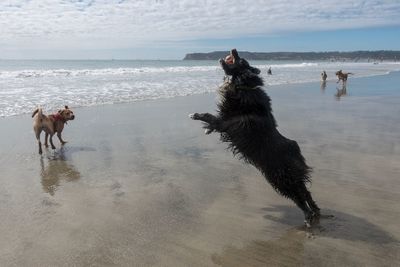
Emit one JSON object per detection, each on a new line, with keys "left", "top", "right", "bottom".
{"left": 65, "top": 105, "right": 69, "bottom": 109}
{"left": 58, "top": 109, "right": 62, "bottom": 114}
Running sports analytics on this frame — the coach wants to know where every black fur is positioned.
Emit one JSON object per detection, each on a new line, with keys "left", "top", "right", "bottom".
{"left": 191, "top": 49, "right": 320, "bottom": 226}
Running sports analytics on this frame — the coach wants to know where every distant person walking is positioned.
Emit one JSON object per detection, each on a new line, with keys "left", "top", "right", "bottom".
{"left": 321, "top": 70, "right": 327, "bottom": 81}
{"left": 267, "top": 67, "right": 272, "bottom": 75}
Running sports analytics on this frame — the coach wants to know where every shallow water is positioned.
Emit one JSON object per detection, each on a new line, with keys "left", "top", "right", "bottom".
{"left": 0, "top": 72, "right": 399, "bottom": 266}
{"left": 1, "top": 59, "right": 399, "bottom": 117}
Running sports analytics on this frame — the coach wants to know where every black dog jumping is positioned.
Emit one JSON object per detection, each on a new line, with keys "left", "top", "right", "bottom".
{"left": 190, "top": 49, "right": 320, "bottom": 227}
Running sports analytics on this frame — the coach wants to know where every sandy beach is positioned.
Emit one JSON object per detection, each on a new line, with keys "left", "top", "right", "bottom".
{"left": 1, "top": 72, "right": 400, "bottom": 266}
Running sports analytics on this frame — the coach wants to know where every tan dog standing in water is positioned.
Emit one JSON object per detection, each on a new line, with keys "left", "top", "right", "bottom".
{"left": 32, "top": 106, "right": 75, "bottom": 154}
{"left": 335, "top": 70, "right": 353, "bottom": 84}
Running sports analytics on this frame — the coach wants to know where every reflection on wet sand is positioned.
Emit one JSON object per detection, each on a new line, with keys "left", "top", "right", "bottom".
{"left": 212, "top": 205, "right": 398, "bottom": 267}
{"left": 335, "top": 84, "right": 347, "bottom": 100}
{"left": 320, "top": 80, "right": 327, "bottom": 92}
{"left": 40, "top": 148, "right": 81, "bottom": 195}
{"left": 212, "top": 228, "right": 306, "bottom": 267}
{"left": 1, "top": 72, "right": 400, "bottom": 266}
{"left": 263, "top": 205, "right": 397, "bottom": 244}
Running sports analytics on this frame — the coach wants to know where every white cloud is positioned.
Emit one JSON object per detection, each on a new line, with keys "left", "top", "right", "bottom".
{"left": 0, "top": 0, "right": 399, "bottom": 55}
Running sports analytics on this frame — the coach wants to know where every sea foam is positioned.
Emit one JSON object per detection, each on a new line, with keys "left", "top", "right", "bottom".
{"left": 0, "top": 61, "right": 399, "bottom": 117}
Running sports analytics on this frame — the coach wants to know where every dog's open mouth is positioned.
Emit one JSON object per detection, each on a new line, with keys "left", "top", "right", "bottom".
{"left": 225, "top": 54, "right": 234, "bottom": 65}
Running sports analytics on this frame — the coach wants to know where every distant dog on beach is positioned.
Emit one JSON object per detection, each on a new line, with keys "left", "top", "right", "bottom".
{"left": 321, "top": 70, "right": 327, "bottom": 81}
{"left": 190, "top": 49, "right": 321, "bottom": 227}
{"left": 32, "top": 106, "right": 75, "bottom": 154}
{"left": 336, "top": 70, "right": 353, "bottom": 84}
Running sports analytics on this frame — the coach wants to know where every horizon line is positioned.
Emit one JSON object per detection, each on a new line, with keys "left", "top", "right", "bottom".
{"left": 2, "top": 49, "right": 400, "bottom": 61}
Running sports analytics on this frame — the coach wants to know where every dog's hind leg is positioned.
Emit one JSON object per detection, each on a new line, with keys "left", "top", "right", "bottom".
{"left": 44, "top": 133, "right": 49, "bottom": 148}
{"left": 292, "top": 193, "right": 315, "bottom": 228}
{"left": 297, "top": 202, "right": 314, "bottom": 228}
{"left": 35, "top": 130, "right": 43, "bottom": 155}
{"left": 301, "top": 184, "right": 334, "bottom": 220}
{"left": 306, "top": 191, "right": 320, "bottom": 216}
{"left": 300, "top": 184, "right": 320, "bottom": 216}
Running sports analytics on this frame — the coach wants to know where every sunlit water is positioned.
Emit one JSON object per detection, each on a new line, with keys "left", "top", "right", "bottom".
{"left": 1, "top": 59, "right": 399, "bottom": 117}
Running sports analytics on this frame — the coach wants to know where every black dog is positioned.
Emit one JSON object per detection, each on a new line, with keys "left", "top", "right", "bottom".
{"left": 190, "top": 49, "right": 320, "bottom": 227}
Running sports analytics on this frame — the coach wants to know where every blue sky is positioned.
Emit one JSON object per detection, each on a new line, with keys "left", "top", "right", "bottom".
{"left": 0, "top": 0, "right": 399, "bottom": 59}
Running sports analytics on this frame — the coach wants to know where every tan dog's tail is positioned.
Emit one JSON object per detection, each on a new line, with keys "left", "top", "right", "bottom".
{"left": 32, "top": 108, "right": 43, "bottom": 118}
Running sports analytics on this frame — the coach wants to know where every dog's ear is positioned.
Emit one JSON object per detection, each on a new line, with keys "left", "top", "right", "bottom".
{"left": 58, "top": 109, "right": 62, "bottom": 114}
{"left": 238, "top": 58, "right": 260, "bottom": 75}
{"left": 249, "top": 66, "right": 261, "bottom": 75}
{"left": 65, "top": 105, "right": 69, "bottom": 109}
{"left": 231, "top": 49, "right": 240, "bottom": 61}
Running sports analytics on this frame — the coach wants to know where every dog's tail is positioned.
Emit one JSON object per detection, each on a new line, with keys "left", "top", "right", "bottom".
{"left": 32, "top": 107, "right": 43, "bottom": 118}
{"left": 348, "top": 72, "right": 354, "bottom": 75}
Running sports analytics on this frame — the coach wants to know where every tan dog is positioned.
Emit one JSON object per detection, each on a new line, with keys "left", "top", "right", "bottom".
{"left": 32, "top": 106, "right": 75, "bottom": 154}
{"left": 335, "top": 70, "right": 353, "bottom": 84}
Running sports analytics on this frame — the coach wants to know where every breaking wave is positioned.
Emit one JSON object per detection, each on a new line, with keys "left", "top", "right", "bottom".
{"left": 0, "top": 61, "right": 399, "bottom": 117}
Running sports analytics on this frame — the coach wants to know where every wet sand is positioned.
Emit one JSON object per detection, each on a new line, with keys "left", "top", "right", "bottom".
{"left": 1, "top": 72, "right": 400, "bottom": 266}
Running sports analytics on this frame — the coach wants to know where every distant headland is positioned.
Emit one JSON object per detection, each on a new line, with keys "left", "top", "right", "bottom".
{"left": 183, "top": 51, "right": 400, "bottom": 61}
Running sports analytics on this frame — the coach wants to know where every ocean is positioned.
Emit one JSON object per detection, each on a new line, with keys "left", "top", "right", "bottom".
{"left": 0, "top": 59, "right": 399, "bottom": 117}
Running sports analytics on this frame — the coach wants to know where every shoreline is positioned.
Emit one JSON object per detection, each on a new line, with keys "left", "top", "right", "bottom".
{"left": 1, "top": 68, "right": 400, "bottom": 119}
{"left": 1, "top": 72, "right": 400, "bottom": 266}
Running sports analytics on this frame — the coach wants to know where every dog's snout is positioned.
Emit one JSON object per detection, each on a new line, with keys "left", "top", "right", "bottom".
{"left": 71, "top": 115, "right": 75, "bottom": 120}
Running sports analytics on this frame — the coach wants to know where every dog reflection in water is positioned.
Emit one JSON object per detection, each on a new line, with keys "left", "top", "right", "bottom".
{"left": 40, "top": 148, "right": 80, "bottom": 195}
{"left": 320, "top": 80, "right": 327, "bottom": 92}
{"left": 335, "top": 84, "right": 347, "bottom": 100}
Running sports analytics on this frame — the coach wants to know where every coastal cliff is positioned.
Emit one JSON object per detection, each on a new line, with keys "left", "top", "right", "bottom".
{"left": 183, "top": 51, "right": 400, "bottom": 61}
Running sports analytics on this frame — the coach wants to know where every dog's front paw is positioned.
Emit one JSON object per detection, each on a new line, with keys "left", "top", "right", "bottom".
{"left": 204, "top": 128, "right": 213, "bottom": 135}
{"left": 189, "top": 113, "right": 200, "bottom": 120}
{"left": 203, "top": 123, "right": 215, "bottom": 135}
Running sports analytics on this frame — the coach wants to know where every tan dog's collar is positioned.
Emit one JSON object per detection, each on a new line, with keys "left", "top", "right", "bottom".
{"left": 51, "top": 113, "right": 66, "bottom": 123}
